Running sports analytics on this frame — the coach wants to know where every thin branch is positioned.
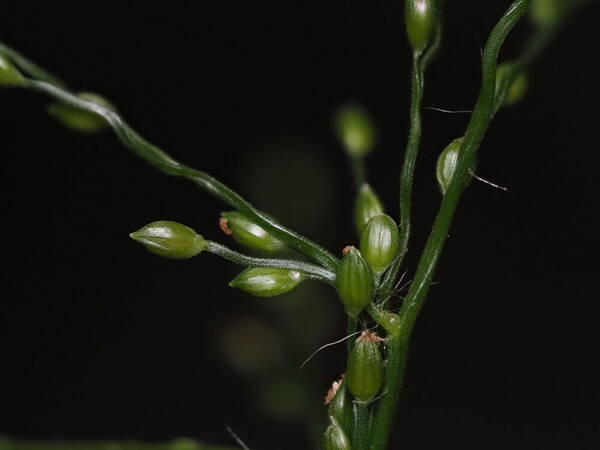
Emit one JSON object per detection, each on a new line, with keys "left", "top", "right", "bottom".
{"left": 0, "top": 41, "right": 66, "bottom": 87}
{"left": 204, "top": 241, "right": 336, "bottom": 284}
{"left": 3, "top": 64, "right": 339, "bottom": 270}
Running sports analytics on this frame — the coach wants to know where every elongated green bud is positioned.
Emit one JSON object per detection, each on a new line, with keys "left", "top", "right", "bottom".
{"left": 354, "top": 183, "right": 384, "bottom": 237}
{"left": 47, "top": 92, "right": 113, "bottom": 133}
{"left": 229, "top": 267, "right": 305, "bottom": 298}
{"left": 0, "top": 54, "right": 25, "bottom": 87}
{"left": 436, "top": 138, "right": 476, "bottom": 195}
{"left": 130, "top": 220, "right": 205, "bottom": 259}
{"left": 405, "top": 0, "right": 438, "bottom": 53}
{"left": 335, "top": 104, "right": 376, "bottom": 158}
{"left": 495, "top": 63, "right": 528, "bottom": 107}
{"left": 347, "top": 331, "right": 384, "bottom": 404}
{"left": 325, "top": 376, "right": 352, "bottom": 434}
{"left": 359, "top": 214, "right": 400, "bottom": 273}
{"left": 322, "top": 416, "right": 351, "bottom": 450}
{"left": 220, "top": 211, "right": 285, "bottom": 253}
{"left": 335, "top": 247, "right": 374, "bottom": 318}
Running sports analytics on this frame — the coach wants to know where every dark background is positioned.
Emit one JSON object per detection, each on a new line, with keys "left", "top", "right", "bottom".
{"left": 1, "top": 1, "right": 599, "bottom": 449}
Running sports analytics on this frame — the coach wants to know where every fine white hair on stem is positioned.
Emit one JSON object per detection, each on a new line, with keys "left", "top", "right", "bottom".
{"left": 469, "top": 169, "right": 509, "bottom": 192}
{"left": 225, "top": 425, "right": 251, "bottom": 450}
{"left": 425, "top": 106, "right": 473, "bottom": 114}
{"left": 300, "top": 330, "right": 365, "bottom": 369}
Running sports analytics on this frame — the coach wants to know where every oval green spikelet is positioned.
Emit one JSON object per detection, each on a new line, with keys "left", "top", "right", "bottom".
{"left": 436, "top": 137, "right": 476, "bottom": 195}
{"left": 0, "top": 54, "right": 25, "bottom": 87}
{"left": 495, "top": 63, "right": 528, "bottom": 107}
{"left": 220, "top": 211, "right": 285, "bottom": 253}
{"left": 322, "top": 416, "right": 351, "bottom": 450}
{"left": 359, "top": 214, "right": 400, "bottom": 273}
{"left": 229, "top": 267, "right": 305, "bottom": 298}
{"left": 129, "top": 220, "right": 205, "bottom": 259}
{"left": 354, "top": 183, "right": 384, "bottom": 237}
{"left": 47, "top": 92, "right": 114, "bottom": 133}
{"left": 347, "top": 331, "right": 384, "bottom": 404}
{"left": 335, "top": 247, "right": 374, "bottom": 318}
{"left": 405, "top": 0, "right": 439, "bottom": 53}
{"left": 335, "top": 103, "right": 376, "bottom": 158}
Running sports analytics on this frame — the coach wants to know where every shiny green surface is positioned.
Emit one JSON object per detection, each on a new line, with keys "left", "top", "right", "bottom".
{"left": 435, "top": 137, "right": 476, "bottom": 195}
{"left": 130, "top": 221, "right": 205, "bottom": 259}
{"left": 335, "top": 247, "right": 374, "bottom": 318}
{"left": 359, "top": 214, "right": 400, "bottom": 273}
{"left": 221, "top": 211, "right": 285, "bottom": 252}
{"left": 229, "top": 267, "right": 305, "bottom": 298}
{"left": 347, "top": 336, "right": 383, "bottom": 405}
{"left": 353, "top": 184, "right": 384, "bottom": 237}
{"left": 405, "top": 0, "right": 438, "bottom": 52}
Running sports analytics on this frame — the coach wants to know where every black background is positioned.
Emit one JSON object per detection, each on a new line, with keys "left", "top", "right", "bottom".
{"left": 1, "top": 1, "right": 599, "bottom": 449}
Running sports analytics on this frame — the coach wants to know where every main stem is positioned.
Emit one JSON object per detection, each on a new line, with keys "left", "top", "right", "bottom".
{"left": 368, "top": 2, "right": 531, "bottom": 449}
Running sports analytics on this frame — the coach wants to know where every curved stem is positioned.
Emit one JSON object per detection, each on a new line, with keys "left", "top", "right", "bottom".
{"left": 0, "top": 41, "right": 66, "bottom": 87}
{"left": 368, "top": 2, "right": 531, "bottom": 449}
{"left": 16, "top": 77, "right": 339, "bottom": 271}
{"left": 378, "top": 16, "right": 443, "bottom": 304}
{"left": 377, "top": 55, "right": 423, "bottom": 304}
{"left": 204, "top": 241, "right": 336, "bottom": 284}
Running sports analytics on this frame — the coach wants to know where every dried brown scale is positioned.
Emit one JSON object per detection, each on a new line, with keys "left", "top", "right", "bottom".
{"left": 324, "top": 375, "right": 345, "bottom": 405}
{"left": 219, "top": 217, "right": 232, "bottom": 235}
{"left": 356, "top": 330, "right": 385, "bottom": 344}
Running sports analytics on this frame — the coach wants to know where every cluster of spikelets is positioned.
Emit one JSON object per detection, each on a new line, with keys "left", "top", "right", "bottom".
{"left": 0, "top": 1, "right": 567, "bottom": 448}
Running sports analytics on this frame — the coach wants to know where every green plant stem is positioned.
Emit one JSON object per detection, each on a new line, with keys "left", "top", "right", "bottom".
{"left": 349, "top": 155, "right": 367, "bottom": 191}
{"left": 347, "top": 316, "right": 358, "bottom": 354}
{"left": 368, "top": 2, "right": 531, "bottom": 449}
{"left": 376, "top": 55, "right": 423, "bottom": 304}
{"left": 15, "top": 76, "right": 339, "bottom": 271}
{"left": 352, "top": 402, "right": 371, "bottom": 450}
{"left": 204, "top": 240, "right": 336, "bottom": 284}
{"left": 367, "top": 329, "right": 406, "bottom": 450}
{"left": 0, "top": 42, "right": 66, "bottom": 87}
{"left": 378, "top": 16, "right": 443, "bottom": 303}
